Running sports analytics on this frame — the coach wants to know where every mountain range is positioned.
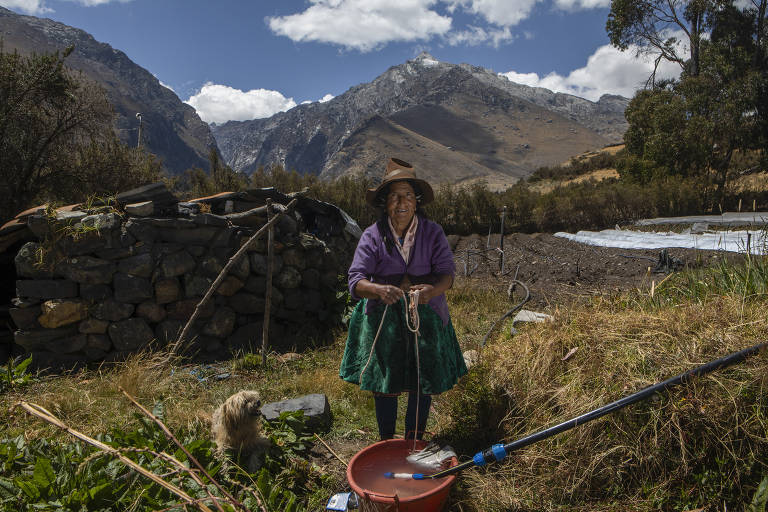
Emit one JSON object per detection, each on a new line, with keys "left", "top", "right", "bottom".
{"left": 1, "top": 7, "right": 629, "bottom": 187}
{"left": 0, "top": 6, "right": 216, "bottom": 175}
{"left": 212, "top": 53, "right": 629, "bottom": 188}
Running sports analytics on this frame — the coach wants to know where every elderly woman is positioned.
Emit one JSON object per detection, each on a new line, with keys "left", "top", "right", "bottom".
{"left": 339, "top": 157, "right": 467, "bottom": 441}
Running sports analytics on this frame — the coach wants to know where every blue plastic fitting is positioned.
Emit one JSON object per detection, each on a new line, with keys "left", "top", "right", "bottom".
{"left": 384, "top": 472, "right": 394, "bottom": 479}
{"left": 491, "top": 444, "right": 507, "bottom": 461}
{"left": 413, "top": 473, "right": 424, "bottom": 480}
{"left": 473, "top": 451, "right": 486, "bottom": 466}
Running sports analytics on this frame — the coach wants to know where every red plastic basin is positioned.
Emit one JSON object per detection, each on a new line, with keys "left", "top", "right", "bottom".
{"left": 347, "top": 439, "right": 457, "bottom": 512}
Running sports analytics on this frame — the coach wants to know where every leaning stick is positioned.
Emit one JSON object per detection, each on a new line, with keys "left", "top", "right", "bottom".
{"left": 314, "top": 433, "right": 348, "bottom": 468}
{"left": 15, "top": 401, "right": 214, "bottom": 512}
{"left": 119, "top": 387, "right": 253, "bottom": 512}
{"left": 172, "top": 197, "right": 300, "bottom": 353}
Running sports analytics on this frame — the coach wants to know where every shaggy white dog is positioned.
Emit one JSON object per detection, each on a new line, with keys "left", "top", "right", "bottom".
{"left": 211, "top": 390, "right": 271, "bottom": 471}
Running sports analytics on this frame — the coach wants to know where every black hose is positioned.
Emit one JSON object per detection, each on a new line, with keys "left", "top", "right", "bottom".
{"left": 426, "top": 340, "right": 767, "bottom": 479}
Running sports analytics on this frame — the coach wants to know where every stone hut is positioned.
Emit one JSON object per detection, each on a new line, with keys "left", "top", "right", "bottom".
{"left": 0, "top": 183, "right": 361, "bottom": 369}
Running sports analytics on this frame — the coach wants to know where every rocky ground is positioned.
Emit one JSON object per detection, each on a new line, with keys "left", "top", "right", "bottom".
{"left": 449, "top": 232, "right": 746, "bottom": 306}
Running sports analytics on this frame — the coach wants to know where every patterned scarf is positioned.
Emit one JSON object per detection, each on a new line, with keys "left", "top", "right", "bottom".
{"left": 388, "top": 215, "right": 419, "bottom": 264}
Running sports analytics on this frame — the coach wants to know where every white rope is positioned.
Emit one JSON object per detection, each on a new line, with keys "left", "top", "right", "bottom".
{"left": 358, "top": 289, "right": 424, "bottom": 451}
{"left": 359, "top": 304, "right": 389, "bottom": 386}
{"left": 404, "top": 289, "right": 421, "bottom": 452}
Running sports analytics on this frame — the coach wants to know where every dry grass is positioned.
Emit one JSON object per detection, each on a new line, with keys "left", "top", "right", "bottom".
{"left": 530, "top": 168, "right": 620, "bottom": 193}
{"left": 447, "top": 293, "right": 768, "bottom": 511}
{"left": 731, "top": 172, "right": 768, "bottom": 194}
{"left": 3, "top": 257, "right": 767, "bottom": 511}
{"left": 2, "top": 352, "right": 228, "bottom": 440}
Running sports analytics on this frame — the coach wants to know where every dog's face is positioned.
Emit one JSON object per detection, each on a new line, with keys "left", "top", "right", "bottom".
{"left": 222, "top": 390, "right": 263, "bottom": 432}
{"left": 212, "top": 390, "right": 270, "bottom": 466}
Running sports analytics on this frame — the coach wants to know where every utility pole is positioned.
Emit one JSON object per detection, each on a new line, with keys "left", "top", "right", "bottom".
{"left": 136, "top": 112, "right": 143, "bottom": 148}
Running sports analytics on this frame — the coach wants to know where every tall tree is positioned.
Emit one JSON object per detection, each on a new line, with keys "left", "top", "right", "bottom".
{"left": 607, "top": 0, "right": 711, "bottom": 77}
{"left": 0, "top": 42, "right": 165, "bottom": 222}
{"left": 0, "top": 43, "right": 112, "bottom": 222}
{"left": 618, "top": 30, "right": 761, "bottom": 204}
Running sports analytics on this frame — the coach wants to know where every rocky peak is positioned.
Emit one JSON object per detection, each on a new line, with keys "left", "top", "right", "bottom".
{"left": 0, "top": 6, "right": 219, "bottom": 175}
{"left": 211, "top": 53, "right": 630, "bottom": 186}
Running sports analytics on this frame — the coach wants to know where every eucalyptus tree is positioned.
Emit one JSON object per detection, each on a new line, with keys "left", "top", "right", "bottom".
{"left": 0, "top": 42, "right": 163, "bottom": 223}
{"left": 607, "top": 0, "right": 711, "bottom": 79}
{"left": 0, "top": 43, "right": 113, "bottom": 221}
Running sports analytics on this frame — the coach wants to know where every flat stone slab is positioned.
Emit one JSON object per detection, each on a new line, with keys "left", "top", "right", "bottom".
{"left": 116, "top": 182, "right": 177, "bottom": 206}
{"left": 261, "top": 393, "right": 331, "bottom": 430}
{"left": 125, "top": 201, "right": 154, "bottom": 217}
{"left": 56, "top": 210, "right": 87, "bottom": 224}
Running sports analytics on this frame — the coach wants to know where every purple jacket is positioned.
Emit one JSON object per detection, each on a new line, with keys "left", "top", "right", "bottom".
{"left": 348, "top": 215, "right": 455, "bottom": 325}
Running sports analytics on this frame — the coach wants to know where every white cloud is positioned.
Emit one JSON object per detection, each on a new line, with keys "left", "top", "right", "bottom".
{"left": 499, "top": 43, "right": 681, "bottom": 101}
{"left": 68, "top": 0, "right": 132, "bottom": 5}
{"left": 0, "top": 0, "right": 52, "bottom": 14}
{"left": 185, "top": 83, "right": 297, "bottom": 124}
{"left": 301, "top": 93, "right": 335, "bottom": 105}
{"left": 1, "top": 0, "right": 131, "bottom": 14}
{"left": 447, "top": 0, "right": 538, "bottom": 26}
{"left": 267, "top": 0, "right": 452, "bottom": 52}
{"left": 553, "top": 0, "right": 610, "bottom": 9}
{"left": 446, "top": 24, "right": 513, "bottom": 46}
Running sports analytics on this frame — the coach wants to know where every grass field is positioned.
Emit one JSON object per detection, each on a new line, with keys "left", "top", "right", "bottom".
{"left": 2, "top": 252, "right": 768, "bottom": 511}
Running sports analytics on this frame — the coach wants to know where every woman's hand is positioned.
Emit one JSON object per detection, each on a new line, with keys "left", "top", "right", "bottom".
{"left": 409, "top": 284, "right": 434, "bottom": 303}
{"left": 376, "top": 283, "right": 405, "bottom": 305}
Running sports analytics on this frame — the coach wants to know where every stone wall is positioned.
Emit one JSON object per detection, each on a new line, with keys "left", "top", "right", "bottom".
{"left": 8, "top": 185, "right": 360, "bottom": 369}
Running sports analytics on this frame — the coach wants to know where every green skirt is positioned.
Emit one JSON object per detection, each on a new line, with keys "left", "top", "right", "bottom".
{"left": 339, "top": 299, "right": 468, "bottom": 395}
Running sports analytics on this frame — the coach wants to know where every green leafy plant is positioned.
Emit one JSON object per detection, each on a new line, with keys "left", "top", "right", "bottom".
{"left": 265, "top": 411, "right": 314, "bottom": 459}
{"left": 749, "top": 476, "right": 768, "bottom": 512}
{"left": 0, "top": 402, "right": 314, "bottom": 511}
{"left": 0, "top": 356, "right": 34, "bottom": 394}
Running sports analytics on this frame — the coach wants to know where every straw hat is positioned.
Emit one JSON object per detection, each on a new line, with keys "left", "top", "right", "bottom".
{"left": 365, "top": 158, "right": 435, "bottom": 207}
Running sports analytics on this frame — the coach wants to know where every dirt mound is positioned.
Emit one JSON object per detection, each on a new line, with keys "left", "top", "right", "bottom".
{"left": 449, "top": 232, "right": 744, "bottom": 305}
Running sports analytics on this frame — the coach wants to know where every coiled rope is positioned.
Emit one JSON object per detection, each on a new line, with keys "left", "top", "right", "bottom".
{"left": 404, "top": 289, "right": 421, "bottom": 452}
{"left": 359, "top": 289, "right": 424, "bottom": 452}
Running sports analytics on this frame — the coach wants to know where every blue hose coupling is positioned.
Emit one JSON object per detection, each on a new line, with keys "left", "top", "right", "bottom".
{"left": 473, "top": 444, "right": 508, "bottom": 466}
{"left": 491, "top": 444, "right": 507, "bottom": 461}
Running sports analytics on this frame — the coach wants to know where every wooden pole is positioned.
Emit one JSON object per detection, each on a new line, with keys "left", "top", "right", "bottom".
{"left": 499, "top": 205, "right": 507, "bottom": 272}
{"left": 172, "top": 197, "right": 299, "bottom": 354}
{"left": 262, "top": 199, "right": 274, "bottom": 366}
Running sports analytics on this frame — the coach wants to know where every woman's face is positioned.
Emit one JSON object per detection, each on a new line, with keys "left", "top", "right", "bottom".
{"left": 386, "top": 181, "right": 417, "bottom": 228}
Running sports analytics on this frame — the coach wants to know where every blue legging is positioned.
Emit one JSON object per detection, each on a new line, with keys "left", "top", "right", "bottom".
{"left": 374, "top": 393, "right": 432, "bottom": 440}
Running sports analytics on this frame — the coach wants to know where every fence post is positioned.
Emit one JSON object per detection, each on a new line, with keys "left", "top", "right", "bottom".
{"left": 499, "top": 205, "right": 507, "bottom": 272}
{"left": 262, "top": 199, "right": 274, "bottom": 366}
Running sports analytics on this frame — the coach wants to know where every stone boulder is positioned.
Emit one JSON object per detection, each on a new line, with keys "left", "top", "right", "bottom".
{"left": 261, "top": 393, "right": 331, "bottom": 430}
{"left": 38, "top": 299, "right": 87, "bottom": 328}
{"left": 108, "top": 318, "right": 154, "bottom": 351}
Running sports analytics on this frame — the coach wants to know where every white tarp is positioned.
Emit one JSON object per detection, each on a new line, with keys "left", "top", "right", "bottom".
{"left": 635, "top": 212, "right": 768, "bottom": 226}
{"left": 554, "top": 229, "right": 767, "bottom": 255}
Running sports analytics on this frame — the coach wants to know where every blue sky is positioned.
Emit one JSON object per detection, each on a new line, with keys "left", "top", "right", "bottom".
{"left": 2, "top": 0, "right": 680, "bottom": 124}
